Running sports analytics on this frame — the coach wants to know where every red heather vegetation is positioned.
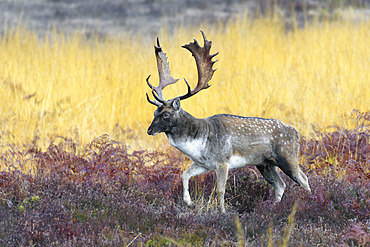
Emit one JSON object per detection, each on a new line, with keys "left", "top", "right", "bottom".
{"left": 0, "top": 111, "right": 369, "bottom": 246}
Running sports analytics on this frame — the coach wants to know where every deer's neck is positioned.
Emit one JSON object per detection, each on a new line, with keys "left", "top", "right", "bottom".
{"left": 166, "top": 109, "right": 210, "bottom": 162}
{"left": 166, "top": 109, "right": 208, "bottom": 141}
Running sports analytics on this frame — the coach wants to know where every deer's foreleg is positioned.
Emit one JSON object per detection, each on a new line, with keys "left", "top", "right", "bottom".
{"left": 216, "top": 163, "right": 229, "bottom": 213}
{"left": 182, "top": 163, "right": 208, "bottom": 206}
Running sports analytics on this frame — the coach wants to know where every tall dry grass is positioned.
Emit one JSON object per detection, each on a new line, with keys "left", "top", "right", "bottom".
{"left": 0, "top": 17, "right": 369, "bottom": 153}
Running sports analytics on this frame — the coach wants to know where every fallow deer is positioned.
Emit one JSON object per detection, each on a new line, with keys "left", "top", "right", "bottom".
{"left": 146, "top": 30, "right": 311, "bottom": 212}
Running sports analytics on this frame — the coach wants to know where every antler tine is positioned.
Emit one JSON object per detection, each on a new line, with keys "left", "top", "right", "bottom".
{"left": 146, "top": 92, "right": 161, "bottom": 107}
{"left": 179, "top": 30, "right": 218, "bottom": 101}
{"left": 146, "top": 38, "right": 179, "bottom": 102}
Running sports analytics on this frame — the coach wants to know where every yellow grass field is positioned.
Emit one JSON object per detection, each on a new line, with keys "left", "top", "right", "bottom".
{"left": 0, "top": 17, "right": 369, "bottom": 153}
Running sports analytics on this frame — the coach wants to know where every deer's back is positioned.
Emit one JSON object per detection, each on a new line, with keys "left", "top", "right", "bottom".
{"left": 209, "top": 114, "right": 299, "bottom": 167}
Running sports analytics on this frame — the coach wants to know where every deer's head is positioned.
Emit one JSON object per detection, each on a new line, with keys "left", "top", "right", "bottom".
{"left": 146, "top": 30, "right": 218, "bottom": 136}
{"left": 147, "top": 97, "right": 181, "bottom": 136}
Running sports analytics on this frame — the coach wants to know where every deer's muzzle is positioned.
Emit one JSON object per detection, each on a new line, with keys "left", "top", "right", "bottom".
{"left": 147, "top": 126, "right": 157, "bottom": 136}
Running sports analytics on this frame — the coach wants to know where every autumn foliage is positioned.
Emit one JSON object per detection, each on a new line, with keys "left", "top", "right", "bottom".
{"left": 1, "top": 111, "right": 369, "bottom": 246}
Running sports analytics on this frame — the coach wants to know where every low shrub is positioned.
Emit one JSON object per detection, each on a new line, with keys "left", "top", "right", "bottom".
{"left": 0, "top": 111, "right": 369, "bottom": 246}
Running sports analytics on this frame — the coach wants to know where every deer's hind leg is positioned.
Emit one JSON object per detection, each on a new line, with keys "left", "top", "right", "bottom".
{"left": 277, "top": 135, "right": 311, "bottom": 192}
{"left": 276, "top": 156, "right": 311, "bottom": 192}
{"left": 256, "top": 163, "right": 286, "bottom": 202}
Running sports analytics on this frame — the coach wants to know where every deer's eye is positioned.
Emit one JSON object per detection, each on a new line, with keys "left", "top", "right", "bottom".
{"left": 163, "top": 112, "right": 170, "bottom": 119}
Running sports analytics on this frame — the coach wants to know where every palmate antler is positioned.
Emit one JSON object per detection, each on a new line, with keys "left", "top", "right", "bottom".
{"left": 146, "top": 30, "right": 218, "bottom": 106}
{"left": 178, "top": 30, "right": 219, "bottom": 100}
{"left": 146, "top": 38, "right": 179, "bottom": 106}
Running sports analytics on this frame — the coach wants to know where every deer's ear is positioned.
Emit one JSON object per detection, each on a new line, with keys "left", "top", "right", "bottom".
{"left": 172, "top": 98, "right": 181, "bottom": 111}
